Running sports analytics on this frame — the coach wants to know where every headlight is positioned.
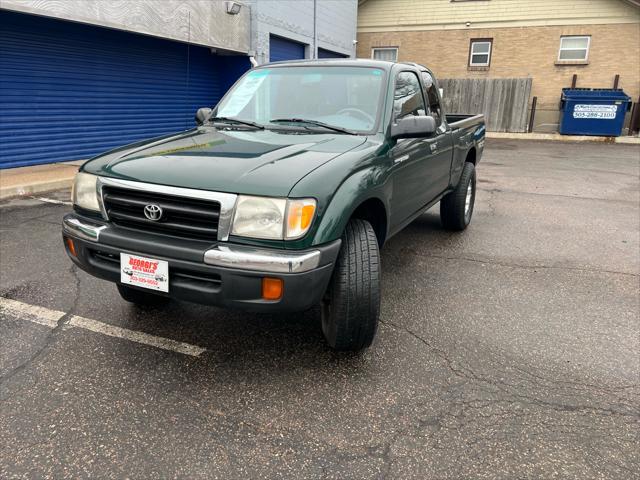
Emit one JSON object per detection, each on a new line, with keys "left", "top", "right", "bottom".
{"left": 231, "top": 195, "right": 316, "bottom": 240}
{"left": 72, "top": 172, "right": 100, "bottom": 212}
{"left": 232, "top": 196, "right": 287, "bottom": 239}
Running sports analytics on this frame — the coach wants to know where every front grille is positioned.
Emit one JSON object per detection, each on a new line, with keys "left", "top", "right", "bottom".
{"left": 102, "top": 187, "right": 220, "bottom": 241}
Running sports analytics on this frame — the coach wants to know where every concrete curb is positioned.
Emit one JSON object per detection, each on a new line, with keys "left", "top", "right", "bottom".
{"left": 0, "top": 161, "right": 80, "bottom": 200}
{"left": 0, "top": 177, "right": 75, "bottom": 200}
{"left": 486, "top": 132, "right": 640, "bottom": 144}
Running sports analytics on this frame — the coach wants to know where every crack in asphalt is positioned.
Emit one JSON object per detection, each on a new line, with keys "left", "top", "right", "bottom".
{"left": 478, "top": 187, "right": 639, "bottom": 204}
{"left": 0, "top": 264, "right": 81, "bottom": 389}
{"left": 378, "top": 319, "right": 639, "bottom": 419}
{"left": 370, "top": 316, "right": 640, "bottom": 478}
{"left": 391, "top": 248, "right": 639, "bottom": 278}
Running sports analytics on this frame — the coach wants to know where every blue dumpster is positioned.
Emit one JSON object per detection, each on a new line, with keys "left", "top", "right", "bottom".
{"left": 559, "top": 88, "right": 631, "bottom": 136}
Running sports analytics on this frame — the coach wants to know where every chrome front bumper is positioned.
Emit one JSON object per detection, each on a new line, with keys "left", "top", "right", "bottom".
{"left": 203, "top": 245, "right": 320, "bottom": 273}
{"left": 63, "top": 214, "right": 322, "bottom": 274}
{"left": 63, "top": 215, "right": 107, "bottom": 242}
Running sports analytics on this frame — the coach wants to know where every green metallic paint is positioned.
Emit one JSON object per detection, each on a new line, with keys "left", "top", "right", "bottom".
{"left": 77, "top": 60, "right": 485, "bottom": 252}
{"left": 81, "top": 127, "right": 367, "bottom": 198}
{"left": 311, "top": 165, "right": 391, "bottom": 247}
{"left": 286, "top": 135, "right": 391, "bottom": 249}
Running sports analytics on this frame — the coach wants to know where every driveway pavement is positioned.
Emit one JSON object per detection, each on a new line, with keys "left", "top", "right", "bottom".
{"left": 1, "top": 139, "right": 638, "bottom": 479}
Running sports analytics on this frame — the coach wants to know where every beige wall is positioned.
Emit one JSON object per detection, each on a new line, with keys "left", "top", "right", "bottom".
{"left": 357, "top": 23, "right": 640, "bottom": 131}
{"left": 358, "top": 0, "right": 640, "bottom": 31}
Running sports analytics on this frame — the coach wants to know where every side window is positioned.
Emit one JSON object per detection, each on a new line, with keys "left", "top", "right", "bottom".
{"left": 469, "top": 39, "right": 492, "bottom": 67}
{"left": 558, "top": 36, "right": 590, "bottom": 61}
{"left": 372, "top": 47, "right": 398, "bottom": 61}
{"left": 393, "top": 71, "right": 426, "bottom": 121}
{"left": 421, "top": 71, "right": 442, "bottom": 126}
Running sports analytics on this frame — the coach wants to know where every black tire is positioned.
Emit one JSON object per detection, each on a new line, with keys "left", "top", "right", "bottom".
{"left": 321, "top": 219, "right": 380, "bottom": 351}
{"left": 117, "top": 284, "right": 170, "bottom": 306}
{"left": 440, "top": 161, "right": 476, "bottom": 231}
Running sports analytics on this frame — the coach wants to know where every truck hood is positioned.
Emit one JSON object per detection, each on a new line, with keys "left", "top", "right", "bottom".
{"left": 82, "top": 127, "right": 367, "bottom": 197}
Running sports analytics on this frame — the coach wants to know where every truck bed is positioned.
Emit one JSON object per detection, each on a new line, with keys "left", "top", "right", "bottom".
{"left": 446, "top": 114, "right": 484, "bottom": 129}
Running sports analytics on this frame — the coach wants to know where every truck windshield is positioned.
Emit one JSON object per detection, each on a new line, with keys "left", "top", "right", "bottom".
{"left": 215, "top": 66, "right": 385, "bottom": 133}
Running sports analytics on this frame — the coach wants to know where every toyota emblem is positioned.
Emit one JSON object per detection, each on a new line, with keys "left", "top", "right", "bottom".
{"left": 143, "top": 204, "right": 163, "bottom": 221}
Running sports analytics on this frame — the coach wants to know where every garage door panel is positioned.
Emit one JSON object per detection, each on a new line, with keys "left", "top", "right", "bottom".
{"left": 318, "top": 48, "right": 348, "bottom": 59}
{"left": 0, "top": 10, "right": 249, "bottom": 169}
{"left": 269, "top": 35, "right": 305, "bottom": 62}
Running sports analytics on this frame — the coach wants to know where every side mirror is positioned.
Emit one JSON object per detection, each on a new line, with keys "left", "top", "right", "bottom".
{"left": 195, "top": 107, "right": 212, "bottom": 125}
{"left": 391, "top": 115, "right": 437, "bottom": 139}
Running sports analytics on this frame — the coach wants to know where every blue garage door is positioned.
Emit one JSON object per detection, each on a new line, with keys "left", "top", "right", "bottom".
{"left": 318, "top": 48, "right": 348, "bottom": 59}
{"left": 269, "top": 35, "right": 306, "bottom": 62}
{"left": 0, "top": 10, "right": 249, "bottom": 168}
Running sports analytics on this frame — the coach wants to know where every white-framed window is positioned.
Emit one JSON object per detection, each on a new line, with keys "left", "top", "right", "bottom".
{"left": 558, "top": 36, "right": 590, "bottom": 61}
{"left": 469, "top": 39, "right": 492, "bottom": 67}
{"left": 372, "top": 47, "right": 398, "bottom": 62}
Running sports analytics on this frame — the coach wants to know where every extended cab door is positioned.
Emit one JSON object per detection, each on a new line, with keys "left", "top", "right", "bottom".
{"left": 388, "top": 70, "right": 450, "bottom": 232}
{"left": 420, "top": 70, "right": 454, "bottom": 199}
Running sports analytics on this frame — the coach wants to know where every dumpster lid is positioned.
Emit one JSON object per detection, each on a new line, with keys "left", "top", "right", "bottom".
{"left": 562, "top": 88, "right": 631, "bottom": 101}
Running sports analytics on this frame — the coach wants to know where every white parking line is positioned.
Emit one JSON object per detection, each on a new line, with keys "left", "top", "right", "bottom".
{"left": 0, "top": 297, "right": 64, "bottom": 328}
{"left": 30, "top": 196, "right": 73, "bottom": 206}
{"left": 67, "top": 314, "right": 206, "bottom": 357}
{"left": 0, "top": 297, "right": 206, "bottom": 357}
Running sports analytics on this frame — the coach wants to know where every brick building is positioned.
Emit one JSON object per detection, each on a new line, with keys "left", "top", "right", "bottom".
{"left": 356, "top": 0, "right": 640, "bottom": 132}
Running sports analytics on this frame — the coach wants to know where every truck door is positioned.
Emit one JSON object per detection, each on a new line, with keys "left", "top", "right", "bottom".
{"left": 420, "top": 71, "right": 454, "bottom": 198}
{"left": 389, "top": 71, "right": 447, "bottom": 231}
{"left": 388, "top": 71, "right": 431, "bottom": 230}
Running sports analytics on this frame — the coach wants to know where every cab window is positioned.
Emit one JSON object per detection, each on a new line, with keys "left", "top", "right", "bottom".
{"left": 393, "top": 71, "right": 426, "bottom": 121}
{"left": 421, "top": 71, "right": 442, "bottom": 126}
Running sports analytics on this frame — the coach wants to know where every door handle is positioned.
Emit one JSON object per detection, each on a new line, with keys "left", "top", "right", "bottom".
{"left": 430, "top": 142, "right": 438, "bottom": 152}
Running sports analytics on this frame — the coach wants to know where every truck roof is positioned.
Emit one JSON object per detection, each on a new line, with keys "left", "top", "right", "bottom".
{"left": 261, "top": 58, "right": 430, "bottom": 72}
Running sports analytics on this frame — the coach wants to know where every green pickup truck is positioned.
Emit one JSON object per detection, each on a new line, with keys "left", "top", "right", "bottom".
{"left": 63, "top": 59, "right": 485, "bottom": 351}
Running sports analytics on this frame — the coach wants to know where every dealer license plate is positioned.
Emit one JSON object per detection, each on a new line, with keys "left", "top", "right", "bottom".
{"left": 120, "top": 253, "right": 169, "bottom": 293}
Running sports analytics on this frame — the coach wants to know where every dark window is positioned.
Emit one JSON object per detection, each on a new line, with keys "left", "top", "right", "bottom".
{"left": 420, "top": 71, "right": 442, "bottom": 126}
{"left": 393, "top": 71, "right": 426, "bottom": 121}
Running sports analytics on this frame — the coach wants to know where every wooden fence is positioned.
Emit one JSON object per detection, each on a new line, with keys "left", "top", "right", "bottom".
{"left": 439, "top": 78, "right": 533, "bottom": 132}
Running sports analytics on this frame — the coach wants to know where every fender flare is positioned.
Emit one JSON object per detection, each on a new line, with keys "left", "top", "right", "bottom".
{"left": 312, "top": 167, "right": 391, "bottom": 245}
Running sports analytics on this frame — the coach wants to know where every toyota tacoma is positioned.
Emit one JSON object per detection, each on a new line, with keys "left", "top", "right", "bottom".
{"left": 63, "top": 59, "right": 485, "bottom": 351}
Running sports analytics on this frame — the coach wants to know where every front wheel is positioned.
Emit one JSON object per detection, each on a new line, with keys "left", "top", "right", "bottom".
{"left": 321, "top": 219, "right": 380, "bottom": 351}
{"left": 440, "top": 161, "right": 476, "bottom": 231}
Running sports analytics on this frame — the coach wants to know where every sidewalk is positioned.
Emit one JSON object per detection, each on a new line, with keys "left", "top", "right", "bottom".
{"left": 0, "top": 161, "right": 82, "bottom": 200}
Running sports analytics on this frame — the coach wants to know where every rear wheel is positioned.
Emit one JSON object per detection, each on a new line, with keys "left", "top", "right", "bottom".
{"left": 117, "top": 284, "right": 170, "bottom": 306}
{"left": 440, "top": 161, "right": 476, "bottom": 231}
{"left": 321, "top": 219, "right": 380, "bottom": 351}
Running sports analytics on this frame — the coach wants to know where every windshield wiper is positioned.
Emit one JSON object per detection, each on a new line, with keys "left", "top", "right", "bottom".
{"left": 269, "top": 118, "right": 356, "bottom": 135}
{"left": 210, "top": 116, "right": 264, "bottom": 129}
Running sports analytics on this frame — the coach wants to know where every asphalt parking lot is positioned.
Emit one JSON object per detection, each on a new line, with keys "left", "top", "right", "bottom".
{"left": 1, "top": 139, "right": 639, "bottom": 479}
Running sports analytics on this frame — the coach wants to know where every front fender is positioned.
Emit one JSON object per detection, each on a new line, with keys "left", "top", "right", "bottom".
{"left": 311, "top": 165, "right": 391, "bottom": 245}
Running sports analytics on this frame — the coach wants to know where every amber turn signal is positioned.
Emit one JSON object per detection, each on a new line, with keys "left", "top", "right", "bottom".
{"left": 285, "top": 198, "right": 316, "bottom": 239}
{"left": 262, "top": 277, "right": 283, "bottom": 300}
{"left": 65, "top": 237, "right": 77, "bottom": 257}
